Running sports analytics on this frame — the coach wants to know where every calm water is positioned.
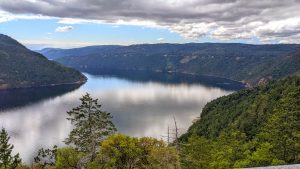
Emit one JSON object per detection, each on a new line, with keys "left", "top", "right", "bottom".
{"left": 0, "top": 72, "right": 244, "bottom": 163}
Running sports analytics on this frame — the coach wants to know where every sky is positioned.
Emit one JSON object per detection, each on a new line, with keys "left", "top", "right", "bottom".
{"left": 0, "top": 0, "right": 300, "bottom": 49}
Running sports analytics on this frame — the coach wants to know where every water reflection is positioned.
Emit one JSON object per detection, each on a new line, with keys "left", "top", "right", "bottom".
{"left": 83, "top": 69, "right": 245, "bottom": 90}
{"left": 0, "top": 72, "right": 242, "bottom": 163}
{"left": 0, "top": 84, "right": 81, "bottom": 111}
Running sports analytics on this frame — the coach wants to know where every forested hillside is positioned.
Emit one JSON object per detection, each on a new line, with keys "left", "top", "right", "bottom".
{"left": 0, "top": 34, "right": 86, "bottom": 89}
{"left": 180, "top": 73, "right": 300, "bottom": 168}
{"left": 39, "top": 43, "right": 300, "bottom": 86}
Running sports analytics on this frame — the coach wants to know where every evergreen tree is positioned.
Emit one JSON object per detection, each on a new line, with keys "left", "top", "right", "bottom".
{"left": 64, "top": 93, "right": 116, "bottom": 162}
{"left": 0, "top": 128, "right": 21, "bottom": 169}
{"left": 34, "top": 145, "right": 57, "bottom": 167}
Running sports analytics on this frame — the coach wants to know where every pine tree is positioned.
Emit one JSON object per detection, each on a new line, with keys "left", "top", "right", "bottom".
{"left": 0, "top": 128, "right": 21, "bottom": 169}
{"left": 64, "top": 93, "right": 116, "bottom": 162}
{"left": 34, "top": 145, "right": 57, "bottom": 167}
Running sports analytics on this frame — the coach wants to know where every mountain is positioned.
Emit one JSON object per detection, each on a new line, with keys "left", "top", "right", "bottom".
{"left": 37, "top": 45, "right": 120, "bottom": 60}
{"left": 182, "top": 73, "right": 300, "bottom": 139}
{"left": 254, "top": 49, "right": 300, "bottom": 84}
{"left": 179, "top": 73, "right": 300, "bottom": 168}
{"left": 38, "top": 43, "right": 300, "bottom": 86}
{"left": 0, "top": 34, "right": 86, "bottom": 90}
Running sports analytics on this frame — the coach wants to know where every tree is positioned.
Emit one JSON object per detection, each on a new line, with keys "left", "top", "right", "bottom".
{"left": 91, "top": 134, "right": 180, "bottom": 169}
{"left": 0, "top": 128, "right": 21, "bottom": 169}
{"left": 209, "top": 130, "right": 247, "bottom": 169}
{"left": 100, "top": 134, "right": 142, "bottom": 169}
{"left": 180, "top": 135, "right": 212, "bottom": 169}
{"left": 15, "top": 164, "right": 30, "bottom": 169}
{"left": 147, "top": 146, "right": 179, "bottom": 169}
{"left": 34, "top": 145, "right": 57, "bottom": 167}
{"left": 64, "top": 93, "right": 116, "bottom": 163}
{"left": 257, "top": 89, "right": 300, "bottom": 163}
{"left": 55, "top": 147, "right": 84, "bottom": 169}
{"left": 234, "top": 142, "right": 286, "bottom": 168}
{"left": 138, "top": 137, "right": 166, "bottom": 167}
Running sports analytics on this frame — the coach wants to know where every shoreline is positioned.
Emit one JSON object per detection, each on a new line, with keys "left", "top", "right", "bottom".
{"left": 81, "top": 68, "right": 248, "bottom": 88}
{"left": 0, "top": 70, "right": 250, "bottom": 91}
{"left": 163, "top": 70, "right": 249, "bottom": 87}
{"left": 0, "top": 78, "right": 87, "bottom": 91}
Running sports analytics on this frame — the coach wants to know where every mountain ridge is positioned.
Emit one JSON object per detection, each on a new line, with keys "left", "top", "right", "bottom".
{"left": 0, "top": 34, "right": 87, "bottom": 90}
{"left": 39, "top": 43, "right": 300, "bottom": 86}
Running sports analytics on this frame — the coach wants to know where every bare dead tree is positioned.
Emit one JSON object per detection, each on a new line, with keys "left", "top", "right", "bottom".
{"left": 173, "top": 115, "right": 179, "bottom": 151}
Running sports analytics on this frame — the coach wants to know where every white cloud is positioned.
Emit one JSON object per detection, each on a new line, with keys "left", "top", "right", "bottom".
{"left": 157, "top": 38, "right": 164, "bottom": 41}
{"left": 169, "top": 23, "right": 217, "bottom": 39}
{"left": 0, "top": 10, "right": 53, "bottom": 23}
{"left": 55, "top": 26, "right": 74, "bottom": 33}
{"left": 21, "top": 39, "right": 100, "bottom": 49}
{"left": 1, "top": 0, "right": 300, "bottom": 43}
{"left": 57, "top": 18, "right": 92, "bottom": 24}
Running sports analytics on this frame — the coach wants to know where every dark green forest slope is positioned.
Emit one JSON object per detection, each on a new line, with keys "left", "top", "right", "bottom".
{"left": 0, "top": 34, "right": 86, "bottom": 89}
{"left": 180, "top": 73, "right": 300, "bottom": 168}
{"left": 39, "top": 43, "right": 300, "bottom": 86}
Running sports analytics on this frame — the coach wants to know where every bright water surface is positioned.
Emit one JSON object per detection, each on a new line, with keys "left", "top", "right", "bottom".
{"left": 0, "top": 71, "right": 244, "bottom": 163}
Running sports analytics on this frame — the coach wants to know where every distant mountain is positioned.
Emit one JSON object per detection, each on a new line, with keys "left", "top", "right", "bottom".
{"left": 37, "top": 45, "right": 120, "bottom": 60}
{"left": 0, "top": 34, "right": 86, "bottom": 90}
{"left": 38, "top": 43, "right": 300, "bottom": 86}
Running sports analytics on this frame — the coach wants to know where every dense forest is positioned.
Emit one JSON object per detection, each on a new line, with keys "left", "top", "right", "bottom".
{"left": 180, "top": 73, "right": 300, "bottom": 168}
{"left": 0, "top": 34, "right": 86, "bottom": 90}
{"left": 39, "top": 43, "right": 300, "bottom": 86}
{"left": 1, "top": 73, "right": 299, "bottom": 168}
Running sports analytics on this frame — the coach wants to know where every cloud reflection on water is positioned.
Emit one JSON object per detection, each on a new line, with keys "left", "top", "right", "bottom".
{"left": 0, "top": 74, "right": 234, "bottom": 163}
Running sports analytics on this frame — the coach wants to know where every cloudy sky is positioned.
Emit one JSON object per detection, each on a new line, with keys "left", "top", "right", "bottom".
{"left": 0, "top": 0, "right": 300, "bottom": 49}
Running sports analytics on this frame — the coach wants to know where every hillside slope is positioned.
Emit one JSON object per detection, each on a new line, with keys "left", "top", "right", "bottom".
{"left": 256, "top": 49, "right": 300, "bottom": 83}
{"left": 0, "top": 34, "right": 86, "bottom": 89}
{"left": 37, "top": 45, "right": 120, "bottom": 60}
{"left": 180, "top": 73, "right": 300, "bottom": 168}
{"left": 39, "top": 43, "right": 300, "bottom": 86}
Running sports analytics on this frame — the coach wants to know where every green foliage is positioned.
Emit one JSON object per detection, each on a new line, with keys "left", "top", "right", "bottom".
{"left": 99, "top": 134, "right": 142, "bottom": 169}
{"left": 0, "top": 128, "right": 21, "bottom": 169}
{"left": 15, "top": 164, "right": 31, "bottom": 169}
{"left": 185, "top": 73, "right": 300, "bottom": 140}
{"left": 65, "top": 93, "right": 116, "bottom": 164}
{"left": 34, "top": 145, "right": 57, "bottom": 168}
{"left": 88, "top": 134, "right": 179, "bottom": 169}
{"left": 0, "top": 34, "right": 86, "bottom": 89}
{"left": 234, "top": 142, "right": 282, "bottom": 168}
{"left": 180, "top": 73, "right": 300, "bottom": 168}
{"left": 147, "top": 146, "right": 179, "bottom": 169}
{"left": 55, "top": 147, "right": 84, "bottom": 169}
{"left": 180, "top": 135, "right": 212, "bottom": 169}
{"left": 209, "top": 130, "right": 247, "bottom": 169}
